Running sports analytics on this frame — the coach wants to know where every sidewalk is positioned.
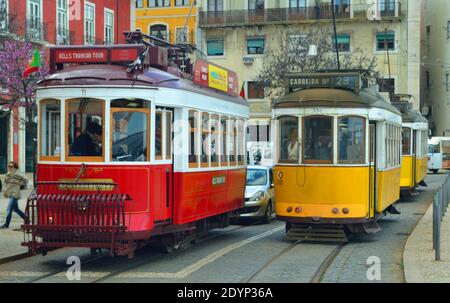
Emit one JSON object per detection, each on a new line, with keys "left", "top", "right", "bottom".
{"left": 0, "top": 173, "right": 34, "bottom": 259}
{"left": 404, "top": 184, "right": 450, "bottom": 283}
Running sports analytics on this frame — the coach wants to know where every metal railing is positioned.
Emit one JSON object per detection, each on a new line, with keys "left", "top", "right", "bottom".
{"left": 433, "top": 175, "right": 450, "bottom": 260}
{"left": 198, "top": 2, "right": 401, "bottom": 27}
{"left": 25, "top": 18, "right": 47, "bottom": 42}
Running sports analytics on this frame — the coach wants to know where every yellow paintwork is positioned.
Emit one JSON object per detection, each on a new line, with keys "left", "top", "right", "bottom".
{"left": 376, "top": 167, "right": 401, "bottom": 213}
{"left": 400, "top": 156, "right": 414, "bottom": 189}
{"left": 134, "top": 0, "right": 197, "bottom": 44}
{"left": 274, "top": 166, "right": 400, "bottom": 221}
{"left": 415, "top": 156, "right": 428, "bottom": 184}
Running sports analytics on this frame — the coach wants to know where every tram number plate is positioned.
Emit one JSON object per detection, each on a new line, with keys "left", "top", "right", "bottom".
{"left": 212, "top": 175, "right": 226, "bottom": 186}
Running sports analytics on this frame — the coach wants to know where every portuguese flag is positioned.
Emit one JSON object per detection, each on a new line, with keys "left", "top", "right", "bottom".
{"left": 23, "top": 48, "right": 41, "bottom": 78}
{"left": 239, "top": 81, "right": 246, "bottom": 99}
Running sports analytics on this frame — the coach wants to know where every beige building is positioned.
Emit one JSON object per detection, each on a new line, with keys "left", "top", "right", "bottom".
{"left": 196, "top": 0, "right": 425, "bottom": 141}
{"left": 424, "top": 0, "right": 450, "bottom": 136}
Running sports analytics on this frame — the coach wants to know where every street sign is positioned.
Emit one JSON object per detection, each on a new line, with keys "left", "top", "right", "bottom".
{"left": 286, "top": 72, "right": 361, "bottom": 93}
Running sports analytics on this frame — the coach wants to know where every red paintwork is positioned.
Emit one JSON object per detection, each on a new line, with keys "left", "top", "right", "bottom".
{"left": 7, "top": 0, "right": 131, "bottom": 45}
{"left": 36, "top": 164, "right": 245, "bottom": 240}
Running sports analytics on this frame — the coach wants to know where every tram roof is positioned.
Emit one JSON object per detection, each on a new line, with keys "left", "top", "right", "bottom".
{"left": 273, "top": 87, "right": 401, "bottom": 115}
{"left": 391, "top": 102, "right": 428, "bottom": 124}
{"left": 37, "top": 64, "right": 248, "bottom": 107}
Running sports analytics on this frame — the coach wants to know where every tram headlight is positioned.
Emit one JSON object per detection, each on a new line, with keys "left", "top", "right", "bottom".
{"left": 249, "top": 191, "right": 266, "bottom": 202}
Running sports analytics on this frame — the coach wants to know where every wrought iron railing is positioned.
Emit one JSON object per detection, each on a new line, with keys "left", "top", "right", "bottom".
{"left": 25, "top": 18, "right": 47, "bottom": 42}
{"left": 198, "top": 1, "right": 401, "bottom": 27}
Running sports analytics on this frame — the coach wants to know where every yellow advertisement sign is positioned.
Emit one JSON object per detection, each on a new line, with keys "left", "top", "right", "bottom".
{"left": 208, "top": 64, "right": 228, "bottom": 92}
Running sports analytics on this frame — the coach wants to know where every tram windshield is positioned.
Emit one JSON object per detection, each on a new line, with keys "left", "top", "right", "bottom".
{"left": 279, "top": 116, "right": 299, "bottom": 163}
{"left": 67, "top": 98, "right": 104, "bottom": 159}
{"left": 303, "top": 116, "right": 333, "bottom": 163}
{"left": 337, "top": 116, "right": 365, "bottom": 164}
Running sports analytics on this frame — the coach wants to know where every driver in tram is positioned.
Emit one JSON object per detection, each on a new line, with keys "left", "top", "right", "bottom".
{"left": 71, "top": 121, "right": 102, "bottom": 157}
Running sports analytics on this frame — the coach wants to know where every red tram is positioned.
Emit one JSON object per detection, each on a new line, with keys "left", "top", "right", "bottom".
{"left": 22, "top": 32, "right": 249, "bottom": 257}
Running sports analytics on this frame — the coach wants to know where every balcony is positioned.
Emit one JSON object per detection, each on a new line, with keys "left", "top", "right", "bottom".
{"left": 198, "top": 2, "right": 401, "bottom": 28}
{"left": 26, "top": 18, "right": 47, "bottom": 42}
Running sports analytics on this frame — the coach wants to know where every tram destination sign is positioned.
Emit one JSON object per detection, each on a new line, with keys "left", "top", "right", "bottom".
{"left": 287, "top": 73, "right": 361, "bottom": 93}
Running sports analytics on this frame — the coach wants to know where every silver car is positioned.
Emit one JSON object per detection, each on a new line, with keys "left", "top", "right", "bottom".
{"left": 240, "top": 166, "right": 275, "bottom": 223}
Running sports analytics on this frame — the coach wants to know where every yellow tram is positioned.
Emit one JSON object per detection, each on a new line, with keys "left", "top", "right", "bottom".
{"left": 272, "top": 73, "right": 402, "bottom": 241}
{"left": 392, "top": 95, "right": 428, "bottom": 193}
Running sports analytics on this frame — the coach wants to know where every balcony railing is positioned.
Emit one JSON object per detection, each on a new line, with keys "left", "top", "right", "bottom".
{"left": 25, "top": 18, "right": 47, "bottom": 42}
{"left": 199, "top": 2, "right": 401, "bottom": 27}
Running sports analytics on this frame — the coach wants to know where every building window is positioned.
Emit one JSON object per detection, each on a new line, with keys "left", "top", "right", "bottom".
{"left": 303, "top": 116, "right": 333, "bottom": 164}
{"left": 381, "top": 0, "right": 395, "bottom": 13}
{"left": 84, "top": 2, "right": 95, "bottom": 45}
{"left": 28, "top": 0, "right": 42, "bottom": 41}
{"left": 376, "top": 31, "right": 395, "bottom": 51}
{"left": 136, "top": 0, "right": 143, "bottom": 8}
{"left": 447, "top": 21, "right": 450, "bottom": 39}
{"left": 104, "top": 10, "right": 114, "bottom": 45}
{"left": 337, "top": 116, "right": 365, "bottom": 164}
{"left": 175, "top": 0, "right": 190, "bottom": 6}
{"left": 247, "top": 81, "right": 265, "bottom": 99}
{"left": 249, "top": 0, "right": 264, "bottom": 10}
{"left": 207, "top": 39, "right": 224, "bottom": 56}
{"left": 208, "top": 0, "right": 223, "bottom": 12}
{"left": 247, "top": 37, "right": 265, "bottom": 55}
{"left": 0, "top": 0, "right": 8, "bottom": 31}
{"left": 380, "top": 78, "right": 395, "bottom": 95}
{"left": 57, "top": 0, "right": 69, "bottom": 45}
{"left": 149, "top": 0, "right": 170, "bottom": 7}
{"left": 290, "top": 0, "right": 306, "bottom": 8}
{"left": 248, "top": 123, "right": 270, "bottom": 142}
{"left": 333, "top": 34, "right": 350, "bottom": 52}
{"left": 176, "top": 27, "right": 188, "bottom": 43}
{"left": 150, "top": 24, "right": 168, "bottom": 41}
{"left": 279, "top": 116, "right": 298, "bottom": 163}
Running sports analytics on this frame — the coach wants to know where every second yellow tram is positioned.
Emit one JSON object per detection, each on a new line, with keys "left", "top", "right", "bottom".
{"left": 392, "top": 96, "right": 429, "bottom": 193}
{"left": 273, "top": 73, "right": 402, "bottom": 241}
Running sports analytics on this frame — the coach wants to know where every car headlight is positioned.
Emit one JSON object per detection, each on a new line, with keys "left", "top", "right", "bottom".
{"left": 249, "top": 190, "right": 266, "bottom": 202}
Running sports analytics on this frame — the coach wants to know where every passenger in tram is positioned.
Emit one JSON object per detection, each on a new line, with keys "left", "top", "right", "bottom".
{"left": 288, "top": 129, "right": 299, "bottom": 161}
{"left": 71, "top": 121, "right": 102, "bottom": 157}
{"left": 316, "top": 130, "right": 332, "bottom": 160}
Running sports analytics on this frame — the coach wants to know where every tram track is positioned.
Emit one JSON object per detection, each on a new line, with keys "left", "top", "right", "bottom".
{"left": 241, "top": 235, "right": 346, "bottom": 283}
{"left": 5, "top": 222, "right": 265, "bottom": 283}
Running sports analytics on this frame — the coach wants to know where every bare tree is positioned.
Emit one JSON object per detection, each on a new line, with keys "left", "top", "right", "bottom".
{"left": 255, "top": 25, "right": 382, "bottom": 99}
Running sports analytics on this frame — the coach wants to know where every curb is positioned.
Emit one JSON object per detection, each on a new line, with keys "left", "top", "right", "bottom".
{"left": 403, "top": 203, "right": 432, "bottom": 283}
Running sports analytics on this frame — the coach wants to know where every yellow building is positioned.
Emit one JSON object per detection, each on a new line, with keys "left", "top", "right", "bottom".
{"left": 133, "top": 0, "right": 197, "bottom": 45}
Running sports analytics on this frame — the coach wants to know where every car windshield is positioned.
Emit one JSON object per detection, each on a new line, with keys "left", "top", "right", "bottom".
{"left": 246, "top": 169, "right": 267, "bottom": 186}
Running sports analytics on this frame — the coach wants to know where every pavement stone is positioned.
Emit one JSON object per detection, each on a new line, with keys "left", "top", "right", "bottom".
{"left": 404, "top": 190, "right": 450, "bottom": 283}
{"left": 0, "top": 174, "right": 33, "bottom": 259}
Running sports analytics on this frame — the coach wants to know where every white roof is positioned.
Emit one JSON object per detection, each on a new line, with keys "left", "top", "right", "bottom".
{"left": 428, "top": 137, "right": 450, "bottom": 145}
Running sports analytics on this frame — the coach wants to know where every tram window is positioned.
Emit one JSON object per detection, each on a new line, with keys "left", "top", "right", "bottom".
{"left": 237, "top": 119, "right": 245, "bottom": 165}
{"left": 220, "top": 116, "right": 228, "bottom": 166}
{"left": 166, "top": 111, "right": 172, "bottom": 160}
{"left": 303, "top": 116, "right": 333, "bottom": 164}
{"left": 111, "top": 109, "right": 149, "bottom": 162}
{"left": 201, "top": 113, "right": 210, "bottom": 167}
{"left": 338, "top": 116, "right": 365, "bottom": 164}
{"left": 278, "top": 116, "right": 298, "bottom": 163}
{"left": 40, "top": 99, "right": 61, "bottom": 160}
{"left": 189, "top": 110, "right": 199, "bottom": 168}
{"left": 67, "top": 98, "right": 104, "bottom": 160}
{"left": 210, "top": 114, "right": 219, "bottom": 167}
{"left": 229, "top": 119, "right": 236, "bottom": 165}
{"left": 155, "top": 111, "right": 163, "bottom": 160}
{"left": 402, "top": 127, "right": 411, "bottom": 155}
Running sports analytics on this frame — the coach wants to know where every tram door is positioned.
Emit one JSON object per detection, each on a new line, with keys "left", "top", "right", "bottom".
{"left": 369, "top": 123, "right": 377, "bottom": 216}
{"left": 412, "top": 130, "right": 417, "bottom": 185}
{"left": 153, "top": 108, "right": 174, "bottom": 223}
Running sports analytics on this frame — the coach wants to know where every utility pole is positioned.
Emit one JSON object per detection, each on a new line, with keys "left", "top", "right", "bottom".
{"left": 331, "top": 0, "right": 341, "bottom": 70}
